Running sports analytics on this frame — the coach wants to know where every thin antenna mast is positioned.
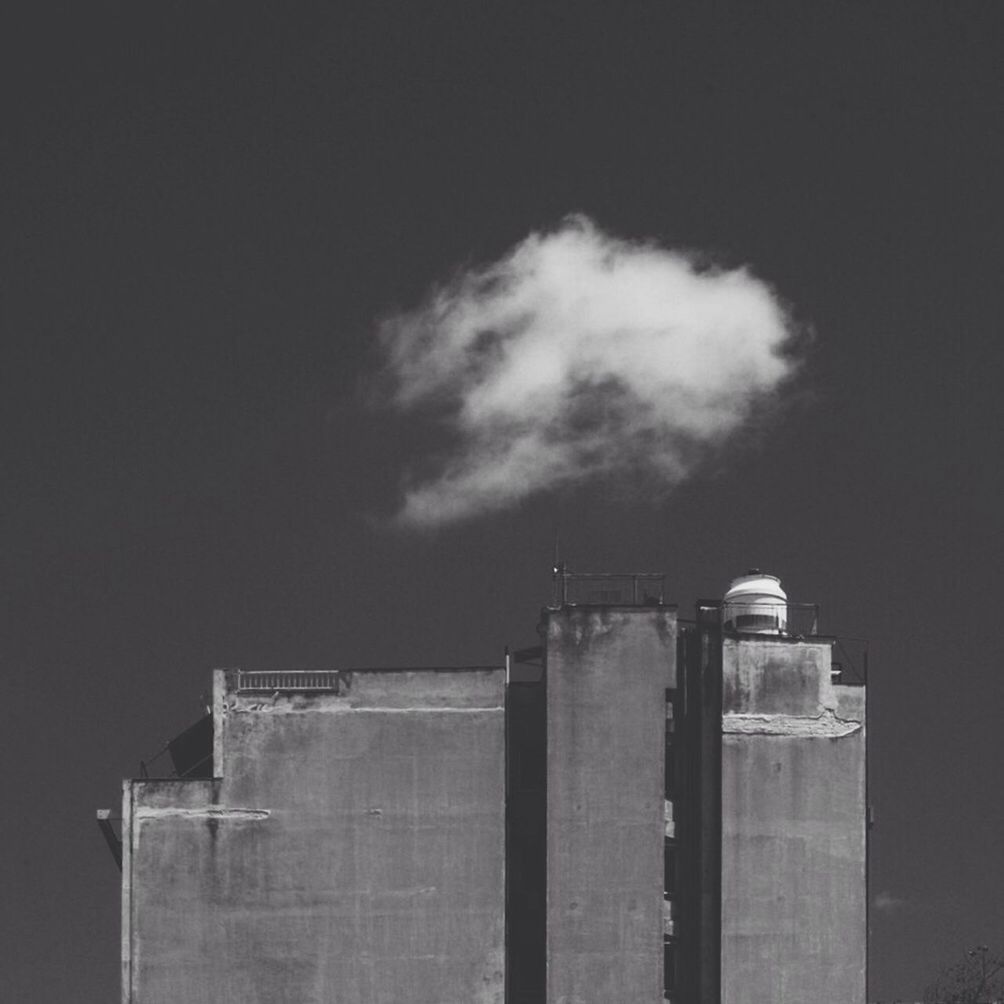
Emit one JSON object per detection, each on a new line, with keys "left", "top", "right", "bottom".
{"left": 552, "top": 525, "right": 566, "bottom": 606}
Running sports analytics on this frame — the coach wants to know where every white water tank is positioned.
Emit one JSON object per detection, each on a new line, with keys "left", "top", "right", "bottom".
{"left": 722, "top": 570, "right": 788, "bottom": 635}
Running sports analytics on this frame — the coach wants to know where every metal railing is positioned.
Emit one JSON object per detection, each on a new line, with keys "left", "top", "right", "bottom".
{"left": 697, "top": 601, "right": 868, "bottom": 684}
{"left": 236, "top": 670, "right": 345, "bottom": 693}
{"left": 699, "top": 600, "right": 820, "bottom": 638}
{"left": 552, "top": 566, "right": 666, "bottom": 607}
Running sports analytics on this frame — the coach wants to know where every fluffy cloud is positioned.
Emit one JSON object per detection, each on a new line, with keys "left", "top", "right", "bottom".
{"left": 378, "top": 214, "right": 800, "bottom": 527}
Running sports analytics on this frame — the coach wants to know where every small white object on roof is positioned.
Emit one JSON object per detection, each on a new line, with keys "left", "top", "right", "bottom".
{"left": 722, "top": 570, "right": 788, "bottom": 635}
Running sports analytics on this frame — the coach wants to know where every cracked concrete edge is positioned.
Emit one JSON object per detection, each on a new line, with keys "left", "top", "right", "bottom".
{"left": 134, "top": 807, "right": 271, "bottom": 821}
{"left": 226, "top": 703, "right": 505, "bottom": 714}
{"left": 722, "top": 708, "right": 863, "bottom": 737}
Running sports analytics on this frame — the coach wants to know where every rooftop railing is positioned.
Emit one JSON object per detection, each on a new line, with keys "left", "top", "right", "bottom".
{"left": 698, "top": 599, "right": 820, "bottom": 638}
{"left": 696, "top": 601, "right": 868, "bottom": 684}
{"left": 232, "top": 667, "right": 498, "bottom": 692}
{"left": 236, "top": 669, "right": 345, "bottom": 693}
{"left": 552, "top": 566, "right": 666, "bottom": 607}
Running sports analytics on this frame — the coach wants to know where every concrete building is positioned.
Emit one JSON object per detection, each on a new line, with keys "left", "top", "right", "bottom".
{"left": 101, "top": 569, "right": 867, "bottom": 1004}
{"left": 116, "top": 668, "right": 506, "bottom": 1003}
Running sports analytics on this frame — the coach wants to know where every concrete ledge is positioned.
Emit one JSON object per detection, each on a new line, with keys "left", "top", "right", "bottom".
{"left": 723, "top": 710, "right": 862, "bottom": 737}
{"left": 134, "top": 806, "right": 270, "bottom": 821}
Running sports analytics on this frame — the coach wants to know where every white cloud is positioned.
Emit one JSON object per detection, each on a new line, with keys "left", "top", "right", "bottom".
{"left": 377, "top": 214, "right": 800, "bottom": 527}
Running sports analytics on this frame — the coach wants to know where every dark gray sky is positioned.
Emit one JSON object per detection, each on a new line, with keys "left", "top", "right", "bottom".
{"left": 2, "top": 4, "right": 1001, "bottom": 1000}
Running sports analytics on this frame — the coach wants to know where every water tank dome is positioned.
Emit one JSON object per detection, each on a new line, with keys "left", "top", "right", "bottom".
{"left": 722, "top": 570, "right": 788, "bottom": 635}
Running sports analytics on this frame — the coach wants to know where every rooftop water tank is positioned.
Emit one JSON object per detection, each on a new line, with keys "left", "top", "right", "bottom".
{"left": 722, "top": 570, "right": 788, "bottom": 635}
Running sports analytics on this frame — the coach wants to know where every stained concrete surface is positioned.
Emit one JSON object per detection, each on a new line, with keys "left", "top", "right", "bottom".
{"left": 545, "top": 606, "right": 676, "bottom": 1004}
{"left": 720, "top": 638, "right": 866, "bottom": 1004}
{"left": 123, "top": 668, "right": 506, "bottom": 1004}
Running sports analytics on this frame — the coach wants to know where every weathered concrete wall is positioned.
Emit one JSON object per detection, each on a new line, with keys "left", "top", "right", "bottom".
{"left": 545, "top": 606, "right": 676, "bottom": 1004}
{"left": 123, "top": 668, "right": 506, "bottom": 1004}
{"left": 720, "top": 638, "right": 866, "bottom": 1004}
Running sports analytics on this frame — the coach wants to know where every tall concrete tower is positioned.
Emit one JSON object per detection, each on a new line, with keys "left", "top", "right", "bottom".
{"left": 538, "top": 569, "right": 867, "bottom": 1004}
{"left": 545, "top": 600, "right": 676, "bottom": 1002}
